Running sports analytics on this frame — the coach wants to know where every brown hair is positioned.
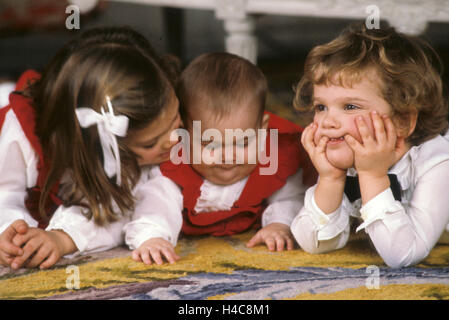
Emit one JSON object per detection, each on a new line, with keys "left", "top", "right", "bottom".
{"left": 27, "top": 27, "right": 177, "bottom": 225}
{"left": 178, "top": 52, "right": 267, "bottom": 124}
{"left": 294, "top": 23, "right": 449, "bottom": 145}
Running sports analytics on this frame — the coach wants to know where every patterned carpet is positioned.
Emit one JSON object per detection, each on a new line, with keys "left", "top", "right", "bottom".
{"left": 1, "top": 231, "right": 448, "bottom": 300}
{"left": 1, "top": 66, "right": 449, "bottom": 300}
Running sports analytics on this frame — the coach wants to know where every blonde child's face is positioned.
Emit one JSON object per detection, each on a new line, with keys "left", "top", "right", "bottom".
{"left": 187, "top": 101, "right": 268, "bottom": 185}
{"left": 312, "top": 75, "right": 393, "bottom": 170}
{"left": 126, "top": 92, "right": 182, "bottom": 166}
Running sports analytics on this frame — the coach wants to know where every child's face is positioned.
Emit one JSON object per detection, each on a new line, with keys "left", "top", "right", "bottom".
{"left": 312, "top": 76, "right": 393, "bottom": 169}
{"left": 187, "top": 102, "right": 267, "bottom": 185}
{"left": 126, "top": 92, "right": 182, "bottom": 166}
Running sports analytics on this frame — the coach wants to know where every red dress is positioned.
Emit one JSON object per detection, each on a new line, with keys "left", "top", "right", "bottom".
{"left": 0, "top": 70, "right": 61, "bottom": 228}
{"left": 160, "top": 112, "right": 317, "bottom": 236}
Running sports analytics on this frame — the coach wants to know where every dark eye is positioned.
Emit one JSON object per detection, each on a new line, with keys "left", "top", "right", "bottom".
{"left": 345, "top": 104, "right": 359, "bottom": 110}
{"left": 314, "top": 104, "right": 326, "bottom": 112}
{"left": 142, "top": 143, "right": 156, "bottom": 149}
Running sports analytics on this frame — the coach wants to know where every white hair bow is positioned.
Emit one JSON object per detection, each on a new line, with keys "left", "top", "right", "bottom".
{"left": 75, "top": 96, "right": 129, "bottom": 185}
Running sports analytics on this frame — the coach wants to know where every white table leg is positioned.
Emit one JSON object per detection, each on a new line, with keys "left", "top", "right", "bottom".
{"left": 215, "top": 0, "right": 258, "bottom": 64}
{"left": 223, "top": 17, "right": 257, "bottom": 64}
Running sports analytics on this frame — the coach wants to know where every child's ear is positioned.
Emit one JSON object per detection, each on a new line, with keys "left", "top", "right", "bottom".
{"left": 398, "top": 108, "right": 418, "bottom": 138}
{"left": 261, "top": 113, "right": 270, "bottom": 130}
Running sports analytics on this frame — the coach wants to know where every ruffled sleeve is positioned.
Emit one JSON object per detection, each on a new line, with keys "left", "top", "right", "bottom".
{"left": 356, "top": 138, "right": 449, "bottom": 268}
{"left": 290, "top": 184, "right": 351, "bottom": 254}
{"left": 262, "top": 169, "right": 308, "bottom": 227}
{"left": 123, "top": 166, "right": 183, "bottom": 249}
{"left": 46, "top": 204, "right": 127, "bottom": 257}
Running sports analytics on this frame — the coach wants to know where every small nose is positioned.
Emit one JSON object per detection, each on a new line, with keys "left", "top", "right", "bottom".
{"left": 321, "top": 110, "right": 340, "bottom": 129}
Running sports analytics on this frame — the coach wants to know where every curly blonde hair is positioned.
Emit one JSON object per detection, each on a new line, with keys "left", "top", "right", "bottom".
{"left": 294, "top": 22, "right": 449, "bottom": 146}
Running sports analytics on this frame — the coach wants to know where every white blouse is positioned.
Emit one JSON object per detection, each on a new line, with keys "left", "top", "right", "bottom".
{"left": 49, "top": 163, "right": 307, "bottom": 256}
{"left": 0, "top": 108, "right": 40, "bottom": 233}
{"left": 0, "top": 107, "right": 183, "bottom": 257}
{"left": 0, "top": 82, "right": 15, "bottom": 108}
{"left": 291, "top": 133, "right": 449, "bottom": 268}
{"left": 0, "top": 106, "right": 306, "bottom": 258}
{"left": 123, "top": 167, "right": 307, "bottom": 241}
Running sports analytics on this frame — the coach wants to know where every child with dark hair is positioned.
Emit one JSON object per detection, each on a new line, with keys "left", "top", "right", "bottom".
{"left": 0, "top": 26, "right": 183, "bottom": 269}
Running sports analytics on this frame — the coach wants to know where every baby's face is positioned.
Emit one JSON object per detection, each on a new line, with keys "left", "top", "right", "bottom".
{"left": 186, "top": 102, "right": 266, "bottom": 185}
{"left": 312, "top": 76, "right": 393, "bottom": 169}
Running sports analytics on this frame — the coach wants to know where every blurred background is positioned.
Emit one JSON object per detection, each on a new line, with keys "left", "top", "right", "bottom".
{"left": 1, "top": 0, "right": 449, "bottom": 123}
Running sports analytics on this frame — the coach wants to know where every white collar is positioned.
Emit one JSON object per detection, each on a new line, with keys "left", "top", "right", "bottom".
{"left": 345, "top": 136, "right": 446, "bottom": 192}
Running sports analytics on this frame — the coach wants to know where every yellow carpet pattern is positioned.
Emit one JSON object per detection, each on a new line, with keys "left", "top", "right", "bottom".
{"left": 1, "top": 231, "right": 448, "bottom": 300}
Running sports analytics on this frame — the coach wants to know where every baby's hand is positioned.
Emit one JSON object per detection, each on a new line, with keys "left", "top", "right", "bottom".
{"left": 246, "top": 223, "right": 294, "bottom": 252}
{"left": 132, "top": 238, "right": 180, "bottom": 265}
{"left": 344, "top": 111, "right": 398, "bottom": 178}
{"left": 10, "top": 228, "right": 65, "bottom": 269}
{"left": 0, "top": 220, "right": 28, "bottom": 266}
{"left": 301, "top": 122, "right": 346, "bottom": 180}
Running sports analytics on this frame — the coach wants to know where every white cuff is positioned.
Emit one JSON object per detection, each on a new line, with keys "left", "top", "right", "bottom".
{"left": 262, "top": 201, "right": 302, "bottom": 227}
{"left": 45, "top": 223, "right": 84, "bottom": 259}
{"left": 124, "top": 221, "right": 177, "bottom": 250}
{"left": 356, "top": 188, "right": 403, "bottom": 232}
{"left": 46, "top": 206, "right": 89, "bottom": 255}
{"left": 46, "top": 229, "right": 85, "bottom": 259}
{"left": 305, "top": 186, "right": 350, "bottom": 241}
{"left": 47, "top": 207, "right": 125, "bottom": 259}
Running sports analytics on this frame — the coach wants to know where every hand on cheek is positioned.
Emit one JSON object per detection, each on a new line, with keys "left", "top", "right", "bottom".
{"left": 344, "top": 111, "right": 397, "bottom": 178}
{"left": 301, "top": 122, "right": 346, "bottom": 180}
{"left": 303, "top": 122, "right": 349, "bottom": 214}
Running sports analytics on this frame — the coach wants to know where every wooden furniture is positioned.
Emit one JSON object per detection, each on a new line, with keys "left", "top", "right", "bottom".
{"left": 111, "top": 0, "right": 449, "bottom": 63}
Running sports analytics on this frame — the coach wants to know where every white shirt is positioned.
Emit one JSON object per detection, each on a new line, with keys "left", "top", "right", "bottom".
{"left": 124, "top": 166, "right": 307, "bottom": 240}
{"left": 0, "top": 107, "right": 182, "bottom": 257}
{"left": 49, "top": 164, "right": 307, "bottom": 255}
{"left": 291, "top": 133, "right": 449, "bottom": 268}
{"left": 1, "top": 106, "right": 306, "bottom": 257}
{"left": 0, "top": 82, "right": 15, "bottom": 108}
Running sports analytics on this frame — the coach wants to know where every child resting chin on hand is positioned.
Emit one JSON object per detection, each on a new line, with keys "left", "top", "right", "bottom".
{"left": 290, "top": 23, "right": 449, "bottom": 268}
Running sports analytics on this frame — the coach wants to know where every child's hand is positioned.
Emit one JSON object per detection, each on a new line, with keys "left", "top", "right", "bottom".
{"left": 246, "top": 223, "right": 295, "bottom": 251}
{"left": 10, "top": 228, "right": 67, "bottom": 269}
{"left": 301, "top": 122, "right": 346, "bottom": 180}
{"left": 132, "top": 237, "right": 180, "bottom": 265}
{"left": 0, "top": 219, "right": 28, "bottom": 266}
{"left": 344, "top": 111, "right": 398, "bottom": 178}
{"left": 344, "top": 111, "right": 408, "bottom": 203}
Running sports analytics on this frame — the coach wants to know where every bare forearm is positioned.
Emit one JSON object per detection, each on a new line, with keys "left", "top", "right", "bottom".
{"left": 315, "top": 177, "right": 346, "bottom": 214}
{"left": 358, "top": 173, "right": 390, "bottom": 205}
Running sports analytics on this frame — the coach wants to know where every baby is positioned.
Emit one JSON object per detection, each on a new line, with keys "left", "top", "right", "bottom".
{"left": 129, "top": 52, "right": 316, "bottom": 264}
